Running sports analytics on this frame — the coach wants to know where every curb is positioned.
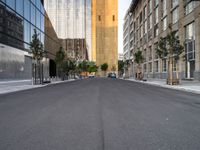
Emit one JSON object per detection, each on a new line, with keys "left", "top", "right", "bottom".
{"left": 0, "top": 79, "right": 77, "bottom": 95}
{"left": 123, "top": 79, "right": 200, "bottom": 95}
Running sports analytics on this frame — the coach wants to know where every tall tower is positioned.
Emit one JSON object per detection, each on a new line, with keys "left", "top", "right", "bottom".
{"left": 92, "top": 0, "right": 118, "bottom": 75}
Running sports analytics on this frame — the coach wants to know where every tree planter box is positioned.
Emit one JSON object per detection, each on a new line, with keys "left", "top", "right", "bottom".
{"left": 167, "top": 78, "right": 180, "bottom": 85}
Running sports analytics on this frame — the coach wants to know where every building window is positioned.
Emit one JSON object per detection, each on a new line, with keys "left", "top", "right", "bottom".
{"left": 98, "top": 15, "right": 101, "bottom": 21}
{"left": 6, "top": 0, "right": 15, "bottom": 10}
{"left": 172, "top": 8, "right": 178, "bottom": 24}
{"left": 185, "top": 22, "right": 195, "bottom": 40}
{"left": 173, "top": 60, "right": 177, "bottom": 71}
{"left": 24, "top": 0, "right": 30, "bottom": 21}
{"left": 163, "top": 17, "right": 167, "bottom": 31}
{"left": 162, "top": 59, "right": 167, "bottom": 72}
{"left": 140, "top": 12, "right": 142, "bottom": 23}
{"left": 185, "top": 22, "right": 195, "bottom": 61}
{"left": 155, "top": 0, "right": 159, "bottom": 6}
{"left": 113, "top": 15, "right": 115, "bottom": 21}
{"left": 144, "top": 49, "right": 147, "bottom": 62}
{"left": 162, "top": 0, "right": 167, "bottom": 17}
{"left": 16, "top": 0, "right": 23, "bottom": 16}
{"left": 149, "top": 62, "right": 152, "bottom": 72}
{"left": 149, "top": 14, "right": 152, "bottom": 29}
{"left": 154, "top": 43, "right": 158, "bottom": 59}
{"left": 31, "top": 4, "right": 36, "bottom": 25}
{"left": 140, "top": 25, "right": 143, "bottom": 38}
{"left": 185, "top": 1, "right": 198, "bottom": 15}
{"left": 36, "top": 0, "right": 41, "bottom": 10}
{"left": 144, "top": 63, "right": 147, "bottom": 72}
{"left": 36, "top": 9, "right": 41, "bottom": 28}
{"left": 154, "top": 25, "right": 159, "bottom": 37}
{"left": 172, "top": 0, "right": 179, "bottom": 8}
{"left": 149, "top": 46, "right": 152, "bottom": 61}
{"left": 155, "top": 7, "right": 159, "bottom": 24}
{"left": 154, "top": 61, "right": 159, "bottom": 72}
{"left": 144, "top": 6, "right": 147, "bottom": 19}
{"left": 148, "top": 0, "right": 152, "bottom": 13}
{"left": 144, "top": 20, "right": 147, "bottom": 34}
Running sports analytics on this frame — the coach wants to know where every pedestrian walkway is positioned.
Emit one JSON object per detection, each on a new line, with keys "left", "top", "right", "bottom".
{"left": 0, "top": 80, "right": 43, "bottom": 95}
{"left": 126, "top": 78, "right": 200, "bottom": 94}
{"left": 0, "top": 79, "right": 76, "bottom": 95}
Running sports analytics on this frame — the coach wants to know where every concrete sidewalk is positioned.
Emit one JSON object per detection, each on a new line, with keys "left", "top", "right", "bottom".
{"left": 0, "top": 79, "right": 76, "bottom": 95}
{"left": 126, "top": 78, "right": 200, "bottom": 94}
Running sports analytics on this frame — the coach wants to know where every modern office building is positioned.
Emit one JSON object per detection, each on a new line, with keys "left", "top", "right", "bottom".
{"left": 123, "top": 0, "right": 200, "bottom": 81}
{"left": 44, "top": 0, "right": 92, "bottom": 60}
{"left": 0, "top": 0, "right": 61, "bottom": 80}
{"left": 118, "top": 53, "right": 124, "bottom": 61}
{"left": 123, "top": 11, "right": 134, "bottom": 77}
{"left": 92, "top": 0, "right": 118, "bottom": 75}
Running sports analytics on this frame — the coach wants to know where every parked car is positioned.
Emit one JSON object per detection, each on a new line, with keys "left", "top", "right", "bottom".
{"left": 88, "top": 72, "right": 95, "bottom": 78}
{"left": 108, "top": 73, "right": 116, "bottom": 78}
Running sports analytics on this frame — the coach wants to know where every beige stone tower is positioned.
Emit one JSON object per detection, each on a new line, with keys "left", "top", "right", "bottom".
{"left": 92, "top": 0, "right": 118, "bottom": 76}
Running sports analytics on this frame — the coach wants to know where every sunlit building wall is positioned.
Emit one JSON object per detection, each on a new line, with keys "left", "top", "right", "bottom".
{"left": 44, "top": 0, "right": 92, "bottom": 60}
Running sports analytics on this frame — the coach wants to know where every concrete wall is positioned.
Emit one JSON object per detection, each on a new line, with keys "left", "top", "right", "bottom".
{"left": 92, "top": 0, "right": 118, "bottom": 76}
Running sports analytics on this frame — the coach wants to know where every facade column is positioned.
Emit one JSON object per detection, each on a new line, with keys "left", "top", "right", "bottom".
{"left": 194, "top": 13, "right": 200, "bottom": 80}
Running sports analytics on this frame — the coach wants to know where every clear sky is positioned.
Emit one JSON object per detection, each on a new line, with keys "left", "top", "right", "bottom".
{"left": 118, "top": 0, "right": 132, "bottom": 54}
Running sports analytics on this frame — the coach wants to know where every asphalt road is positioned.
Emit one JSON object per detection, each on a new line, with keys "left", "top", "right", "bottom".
{"left": 0, "top": 78, "right": 200, "bottom": 150}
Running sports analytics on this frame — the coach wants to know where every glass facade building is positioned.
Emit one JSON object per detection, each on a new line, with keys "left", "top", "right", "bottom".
{"left": 44, "top": 0, "right": 92, "bottom": 60}
{"left": 0, "top": 0, "right": 60, "bottom": 80}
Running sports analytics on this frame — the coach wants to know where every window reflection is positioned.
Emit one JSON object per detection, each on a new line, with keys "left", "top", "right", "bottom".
{"left": 24, "top": 0, "right": 30, "bottom": 21}
{"left": 36, "top": 9, "right": 40, "bottom": 28}
{"left": 16, "top": 0, "right": 23, "bottom": 16}
{"left": 24, "top": 20, "right": 30, "bottom": 44}
{"left": 31, "top": 4, "right": 36, "bottom": 25}
{"left": 6, "top": 0, "right": 15, "bottom": 10}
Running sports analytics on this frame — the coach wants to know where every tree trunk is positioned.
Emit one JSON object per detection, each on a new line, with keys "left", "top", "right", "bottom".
{"left": 137, "top": 64, "right": 142, "bottom": 80}
{"left": 168, "top": 57, "right": 173, "bottom": 85}
{"left": 34, "top": 63, "right": 36, "bottom": 85}
{"left": 176, "top": 60, "right": 180, "bottom": 85}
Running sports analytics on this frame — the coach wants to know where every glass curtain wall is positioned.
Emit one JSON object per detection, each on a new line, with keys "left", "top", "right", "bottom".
{"left": 0, "top": 0, "right": 60, "bottom": 79}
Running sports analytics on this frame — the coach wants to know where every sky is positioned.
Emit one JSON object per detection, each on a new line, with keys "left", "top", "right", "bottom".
{"left": 118, "top": 0, "right": 132, "bottom": 54}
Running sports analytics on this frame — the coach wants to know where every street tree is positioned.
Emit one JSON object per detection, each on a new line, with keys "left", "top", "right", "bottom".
{"left": 134, "top": 50, "right": 144, "bottom": 80}
{"left": 87, "top": 61, "right": 98, "bottom": 73}
{"left": 118, "top": 60, "right": 124, "bottom": 77}
{"left": 30, "top": 29, "right": 45, "bottom": 84}
{"left": 101, "top": 63, "right": 108, "bottom": 76}
{"left": 55, "top": 47, "right": 65, "bottom": 79}
{"left": 156, "top": 25, "right": 184, "bottom": 85}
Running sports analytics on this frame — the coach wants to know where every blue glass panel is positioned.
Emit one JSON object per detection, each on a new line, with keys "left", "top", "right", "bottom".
{"left": 6, "top": 0, "right": 15, "bottom": 10}
{"left": 40, "top": 13, "right": 44, "bottom": 32}
{"left": 24, "top": 20, "right": 30, "bottom": 44}
{"left": 16, "top": 0, "right": 23, "bottom": 16}
{"left": 36, "top": 9, "right": 40, "bottom": 29}
{"left": 41, "top": 32, "right": 44, "bottom": 45}
{"left": 31, "top": 0, "right": 36, "bottom": 5}
{"left": 36, "top": 0, "right": 40, "bottom": 10}
{"left": 0, "top": 0, "right": 6, "bottom": 4}
{"left": 40, "top": 3, "right": 44, "bottom": 15}
{"left": 24, "top": 0, "right": 30, "bottom": 21}
{"left": 31, "top": 3, "right": 35, "bottom": 25}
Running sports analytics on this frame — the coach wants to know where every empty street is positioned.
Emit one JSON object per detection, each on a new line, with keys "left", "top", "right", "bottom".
{"left": 0, "top": 78, "right": 200, "bottom": 150}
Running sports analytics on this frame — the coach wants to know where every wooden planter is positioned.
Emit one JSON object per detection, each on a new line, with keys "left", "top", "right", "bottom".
{"left": 167, "top": 78, "right": 180, "bottom": 85}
